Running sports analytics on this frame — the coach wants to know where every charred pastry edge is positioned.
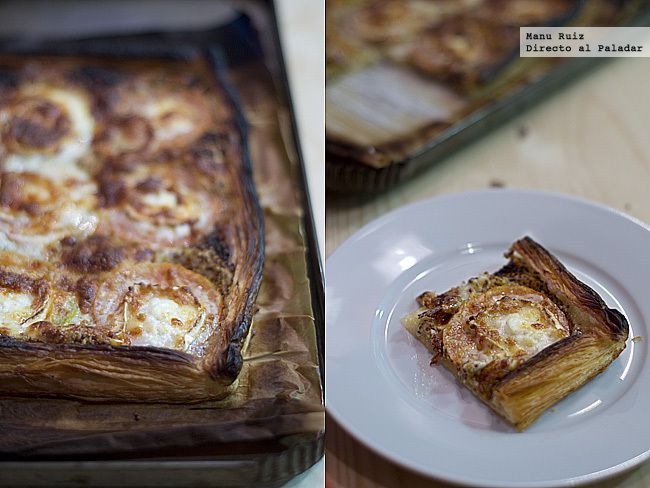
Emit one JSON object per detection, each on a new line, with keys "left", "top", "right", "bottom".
{"left": 408, "top": 236, "right": 629, "bottom": 430}
{"left": 206, "top": 117, "right": 265, "bottom": 387}
{"left": 0, "top": 53, "right": 266, "bottom": 403}
{"left": 505, "top": 237, "right": 628, "bottom": 341}
{"left": 200, "top": 59, "right": 265, "bottom": 388}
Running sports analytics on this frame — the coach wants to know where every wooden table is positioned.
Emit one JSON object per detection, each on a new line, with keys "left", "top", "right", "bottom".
{"left": 325, "top": 55, "right": 650, "bottom": 487}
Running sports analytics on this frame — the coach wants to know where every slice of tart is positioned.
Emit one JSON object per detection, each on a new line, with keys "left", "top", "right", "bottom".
{"left": 402, "top": 236, "right": 629, "bottom": 430}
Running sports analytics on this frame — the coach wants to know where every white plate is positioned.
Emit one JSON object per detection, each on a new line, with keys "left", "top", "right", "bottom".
{"left": 325, "top": 189, "right": 650, "bottom": 488}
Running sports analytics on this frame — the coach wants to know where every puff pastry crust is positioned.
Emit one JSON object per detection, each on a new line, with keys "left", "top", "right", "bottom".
{"left": 0, "top": 53, "right": 264, "bottom": 402}
{"left": 402, "top": 237, "right": 628, "bottom": 430}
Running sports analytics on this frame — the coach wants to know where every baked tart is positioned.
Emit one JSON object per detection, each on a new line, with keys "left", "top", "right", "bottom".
{"left": 326, "top": 0, "right": 580, "bottom": 89}
{"left": 401, "top": 237, "right": 629, "bottom": 430}
{"left": 0, "top": 53, "right": 264, "bottom": 403}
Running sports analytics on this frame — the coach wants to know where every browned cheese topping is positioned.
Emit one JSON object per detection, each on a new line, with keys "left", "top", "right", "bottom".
{"left": 0, "top": 57, "right": 236, "bottom": 351}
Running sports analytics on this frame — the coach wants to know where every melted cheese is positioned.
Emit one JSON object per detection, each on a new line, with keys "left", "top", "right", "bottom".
{"left": 2, "top": 84, "right": 94, "bottom": 183}
{"left": 0, "top": 208, "right": 98, "bottom": 258}
{"left": 0, "top": 263, "right": 50, "bottom": 336}
{"left": 0, "top": 290, "right": 39, "bottom": 334}
{"left": 113, "top": 87, "right": 211, "bottom": 152}
{"left": 122, "top": 285, "right": 205, "bottom": 350}
{"left": 101, "top": 208, "right": 192, "bottom": 249}
{"left": 98, "top": 162, "right": 217, "bottom": 247}
{"left": 140, "top": 188, "right": 178, "bottom": 209}
{"left": 0, "top": 175, "right": 98, "bottom": 258}
{"left": 444, "top": 285, "right": 570, "bottom": 371}
{"left": 480, "top": 302, "right": 565, "bottom": 356}
{"left": 142, "top": 96, "right": 196, "bottom": 142}
{"left": 125, "top": 164, "right": 209, "bottom": 224}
